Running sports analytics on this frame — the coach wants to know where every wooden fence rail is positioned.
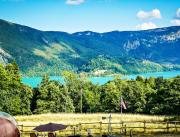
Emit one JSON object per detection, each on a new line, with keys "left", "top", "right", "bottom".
{"left": 18, "top": 121, "right": 180, "bottom": 136}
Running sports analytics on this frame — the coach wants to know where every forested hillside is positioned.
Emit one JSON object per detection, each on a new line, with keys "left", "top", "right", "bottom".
{"left": 0, "top": 19, "right": 180, "bottom": 76}
{"left": 0, "top": 62, "right": 179, "bottom": 115}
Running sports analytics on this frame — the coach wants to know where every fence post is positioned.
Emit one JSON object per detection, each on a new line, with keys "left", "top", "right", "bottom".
{"left": 99, "top": 122, "right": 102, "bottom": 136}
{"left": 175, "top": 122, "right": 177, "bottom": 132}
{"left": 130, "top": 129, "right": 133, "bottom": 137}
{"left": 73, "top": 127, "right": 76, "bottom": 136}
{"left": 21, "top": 124, "right": 23, "bottom": 136}
{"left": 166, "top": 121, "right": 169, "bottom": 133}
{"left": 124, "top": 124, "right": 127, "bottom": 136}
{"left": 144, "top": 120, "right": 146, "bottom": 133}
{"left": 79, "top": 123, "right": 82, "bottom": 135}
{"left": 121, "top": 122, "right": 124, "bottom": 133}
{"left": 119, "top": 122, "right": 122, "bottom": 134}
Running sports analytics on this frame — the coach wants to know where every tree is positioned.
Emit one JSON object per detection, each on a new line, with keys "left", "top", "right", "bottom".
{"left": 82, "top": 82, "right": 101, "bottom": 112}
{"left": 100, "top": 81, "right": 120, "bottom": 112}
{"left": 149, "top": 77, "right": 180, "bottom": 115}
{"left": 34, "top": 75, "right": 74, "bottom": 114}
{"left": 122, "top": 81, "right": 146, "bottom": 113}
{"left": 62, "top": 71, "right": 86, "bottom": 112}
{"left": 0, "top": 62, "right": 33, "bottom": 115}
{"left": 20, "top": 85, "right": 33, "bottom": 115}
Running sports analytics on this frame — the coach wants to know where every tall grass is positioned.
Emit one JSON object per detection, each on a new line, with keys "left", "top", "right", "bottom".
{"left": 15, "top": 113, "right": 166, "bottom": 126}
{"left": 15, "top": 113, "right": 180, "bottom": 137}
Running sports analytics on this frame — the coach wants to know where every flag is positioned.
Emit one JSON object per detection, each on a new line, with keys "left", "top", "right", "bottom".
{"left": 120, "top": 96, "right": 127, "bottom": 109}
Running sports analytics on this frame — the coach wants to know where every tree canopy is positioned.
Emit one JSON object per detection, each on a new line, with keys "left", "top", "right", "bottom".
{"left": 0, "top": 63, "right": 179, "bottom": 115}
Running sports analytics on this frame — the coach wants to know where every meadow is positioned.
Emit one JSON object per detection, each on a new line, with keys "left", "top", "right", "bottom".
{"left": 15, "top": 113, "right": 180, "bottom": 137}
{"left": 16, "top": 113, "right": 165, "bottom": 125}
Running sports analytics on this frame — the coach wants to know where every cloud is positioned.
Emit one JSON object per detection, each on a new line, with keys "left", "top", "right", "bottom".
{"left": 170, "top": 8, "right": 180, "bottom": 26}
{"left": 170, "top": 19, "right": 180, "bottom": 26}
{"left": 137, "top": 9, "right": 162, "bottom": 20}
{"left": 136, "top": 22, "right": 158, "bottom": 30}
{"left": 176, "top": 8, "right": 180, "bottom": 18}
{"left": 66, "top": 0, "right": 85, "bottom": 5}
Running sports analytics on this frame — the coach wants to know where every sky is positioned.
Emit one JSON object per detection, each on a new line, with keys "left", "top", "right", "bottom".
{"left": 0, "top": 0, "right": 179, "bottom": 33}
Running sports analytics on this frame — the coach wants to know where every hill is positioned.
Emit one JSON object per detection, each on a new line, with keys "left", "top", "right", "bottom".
{"left": 0, "top": 19, "right": 180, "bottom": 76}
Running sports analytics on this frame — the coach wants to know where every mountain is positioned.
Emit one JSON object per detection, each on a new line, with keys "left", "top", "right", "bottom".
{"left": 0, "top": 19, "right": 180, "bottom": 76}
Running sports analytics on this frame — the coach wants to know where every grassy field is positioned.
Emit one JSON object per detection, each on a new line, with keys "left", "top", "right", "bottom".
{"left": 15, "top": 113, "right": 179, "bottom": 137}
{"left": 15, "top": 113, "right": 166, "bottom": 125}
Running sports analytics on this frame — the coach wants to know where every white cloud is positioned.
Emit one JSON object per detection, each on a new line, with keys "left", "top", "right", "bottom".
{"left": 170, "top": 8, "right": 180, "bottom": 26}
{"left": 137, "top": 9, "right": 162, "bottom": 20}
{"left": 136, "top": 22, "right": 158, "bottom": 30}
{"left": 66, "top": 0, "right": 85, "bottom": 5}
{"left": 170, "top": 19, "right": 180, "bottom": 26}
{"left": 176, "top": 8, "right": 180, "bottom": 18}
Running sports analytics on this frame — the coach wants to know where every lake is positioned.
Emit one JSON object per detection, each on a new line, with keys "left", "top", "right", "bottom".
{"left": 22, "top": 71, "right": 180, "bottom": 88}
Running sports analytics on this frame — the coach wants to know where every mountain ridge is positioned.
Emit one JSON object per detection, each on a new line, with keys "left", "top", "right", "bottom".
{"left": 0, "top": 19, "right": 180, "bottom": 76}
{"left": 1, "top": 18, "right": 179, "bottom": 34}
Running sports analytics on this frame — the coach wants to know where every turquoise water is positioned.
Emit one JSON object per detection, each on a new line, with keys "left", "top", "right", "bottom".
{"left": 22, "top": 71, "right": 180, "bottom": 88}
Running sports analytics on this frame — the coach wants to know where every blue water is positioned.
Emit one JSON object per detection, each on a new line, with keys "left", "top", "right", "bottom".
{"left": 22, "top": 71, "right": 180, "bottom": 88}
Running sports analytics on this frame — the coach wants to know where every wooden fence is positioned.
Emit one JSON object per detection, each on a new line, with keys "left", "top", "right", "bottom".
{"left": 18, "top": 121, "right": 180, "bottom": 136}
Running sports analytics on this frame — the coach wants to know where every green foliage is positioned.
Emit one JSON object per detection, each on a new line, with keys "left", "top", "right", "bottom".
{"left": 34, "top": 75, "right": 74, "bottom": 114}
{"left": 100, "top": 81, "right": 120, "bottom": 112}
{"left": 148, "top": 77, "right": 180, "bottom": 115}
{"left": 62, "top": 71, "right": 89, "bottom": 112}
{"left": 0, "top": 62, "right": 32, "bottom": 115}
{"left": 20, "top": 86, "right": 33, "bottom": 115}
{"left": 81, "top": 55, "right": 180, "bottom": 75}
{"left": 82, "top": 82, "right": 101, "bottom": 112}
{"left": 0, "top": 62, "right": 179, "bottom": 115}
{"left": 122, "top": 81, "right": 146, "bottom": 113}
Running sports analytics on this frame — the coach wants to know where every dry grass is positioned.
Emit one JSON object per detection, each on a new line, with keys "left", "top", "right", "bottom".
{"left": 15, "top": 113, "right": 165, "bottom": 126}
{"left": 15, "top": 113, "right": 180, "bottom": 137}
